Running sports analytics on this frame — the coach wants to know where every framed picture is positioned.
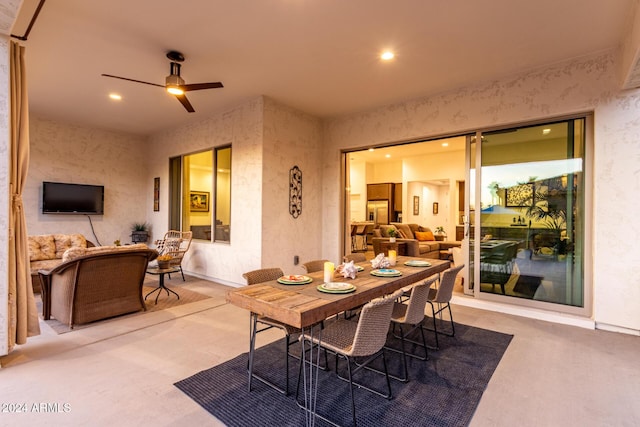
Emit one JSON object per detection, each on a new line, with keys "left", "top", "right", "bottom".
{"left": 413, "top": 196, "right": 420, "bottom": 215}
{"left": 190, "top": 191, "right": 210, "bottom": 212}
{"left": 153, "top": 177, "right": 160, "bottom": 212}
{"left": 433, "top": 202, "right": 439, "bottom": 215}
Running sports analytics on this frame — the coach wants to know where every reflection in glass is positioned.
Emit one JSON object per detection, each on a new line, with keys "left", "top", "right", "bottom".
{"left": 478, "top": 120, "right": 585, "bottom": 307}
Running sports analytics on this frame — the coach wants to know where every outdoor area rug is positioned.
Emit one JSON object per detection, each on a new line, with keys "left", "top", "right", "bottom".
{"left": 38, "top": 276, "right": 212, "bottom": 334}
{"left": 175, "top": 322, "right": 513, "bottom": 426}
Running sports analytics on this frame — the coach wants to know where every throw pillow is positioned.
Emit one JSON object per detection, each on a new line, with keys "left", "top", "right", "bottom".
{"left": 28, "top": 235, "right": 56, "bottom": 261}
{"left": 394, "top": 223, "right": 414, "bottom": 240}
{"left": 415, "top": 231, "right": 435, "bottom": 241}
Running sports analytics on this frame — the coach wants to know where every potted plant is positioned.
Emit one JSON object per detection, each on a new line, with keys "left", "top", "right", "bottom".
{"left": 156, "top": 254, "right": 173, "bottom": 269}
{"left": 131, "top": 222, "right": 150, "bottom": 243}
{"left": 434, "top": 226, "right": 446, "bottom": 241}
{"left": 388, "top": 228, "right": 398, "bottom": 243}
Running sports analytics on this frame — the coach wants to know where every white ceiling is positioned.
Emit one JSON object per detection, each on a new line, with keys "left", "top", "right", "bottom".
{"left": 5, "top": 0, "right": 638, "bottom": 136}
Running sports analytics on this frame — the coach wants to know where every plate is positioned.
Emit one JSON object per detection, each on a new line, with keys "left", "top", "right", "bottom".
{"left": 371, "top": 269, "right": 402, "bottom": 277}
{"left": 404, "top": 260, "right": 432, "bottom": 267}
{"left": 317, "top": 282, "right": 356, "bottom": 294}
{"left": 277, "top": 275, "right": 313, "bottom": 285}
{"left": 356, "top": 265, "right": 365, "bottom": 272}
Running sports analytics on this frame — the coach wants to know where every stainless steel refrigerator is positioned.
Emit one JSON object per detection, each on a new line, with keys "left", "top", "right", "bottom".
{"left": 367, "top": 200, "right": 389, "bottom": 225}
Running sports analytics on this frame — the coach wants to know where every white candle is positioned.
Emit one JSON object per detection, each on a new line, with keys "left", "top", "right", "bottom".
{"left": 388, "top": 250, "right": 397, "bottom": 266}
{"left": 323, "top": 261, "right": 334, "bottom": 283}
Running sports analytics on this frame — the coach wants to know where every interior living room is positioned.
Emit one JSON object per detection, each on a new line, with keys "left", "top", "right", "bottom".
{"left": 1, "top": 1, "right": 640, "bottom": 426}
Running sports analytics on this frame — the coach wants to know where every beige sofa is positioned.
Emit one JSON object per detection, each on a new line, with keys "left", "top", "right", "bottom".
{"left": 28, "top": 234, "right": 94, "bottom": 293}
{"left": 372, "top": 223, "right": 460, "bottom": 259}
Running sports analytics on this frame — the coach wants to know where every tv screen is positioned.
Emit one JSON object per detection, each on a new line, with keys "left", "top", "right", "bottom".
{"left": 42, "top": 181, "right": 104, "bottom": 215}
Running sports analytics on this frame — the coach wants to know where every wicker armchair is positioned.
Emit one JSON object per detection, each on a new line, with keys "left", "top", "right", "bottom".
{"left": 297, "top": 289, "right": 403, "bottom": 426}
{"left": 155, "top": 230, "right": 193, "bottom": 281}
{"left": 302, "top": 259, "right": 328, "bottom": 274}
{"left": 243, "top": 267, "right": 300, "bottom": 395}
{"left": 38, "top": 248, "right": 157, "bottom": 328}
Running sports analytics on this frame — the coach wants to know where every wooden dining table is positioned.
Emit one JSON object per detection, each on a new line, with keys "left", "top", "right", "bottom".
{"left": 226, "top": 256, "right": 450, "bottom": 426}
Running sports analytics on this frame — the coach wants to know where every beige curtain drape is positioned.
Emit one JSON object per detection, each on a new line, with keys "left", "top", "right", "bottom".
{"left": 8, "top": 41, "right": 40, "bottom": 351}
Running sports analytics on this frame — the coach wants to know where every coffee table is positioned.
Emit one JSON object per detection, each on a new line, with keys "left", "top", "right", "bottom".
{"left": 145, "top": 266, "right": 180, "bottom": 304}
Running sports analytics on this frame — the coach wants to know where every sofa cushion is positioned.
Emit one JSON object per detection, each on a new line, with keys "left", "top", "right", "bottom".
{"left": 408, "top": 224, "right": 421, "bottom": 236}
{"left": 31, "top": 259, "right": 63, "bottom": 275}
{"left": 379, "top": 225, "right": 399, "bottom": 238}
{"left": 62, "top": 243, "right": 149, "bottom": 263}
{"left": 52, "top": 233, "right": 87, "bottom": 258}
{"left": 394, "top": 223, "right": 414, "bottom": 240}
{"left": 415, "top": 230, "right": 435, "bottom": 241}
{"left": 28, "top": 235, "right": 57, "bottom": 261}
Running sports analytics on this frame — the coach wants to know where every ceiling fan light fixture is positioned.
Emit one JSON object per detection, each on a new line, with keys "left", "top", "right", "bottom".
{"left": 167, "top": 86, "right": 184, "bottom": 95}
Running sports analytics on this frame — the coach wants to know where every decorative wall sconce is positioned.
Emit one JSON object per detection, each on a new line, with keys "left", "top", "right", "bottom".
{"left": 289, "top": 166, "right": 302, "bottom": 218}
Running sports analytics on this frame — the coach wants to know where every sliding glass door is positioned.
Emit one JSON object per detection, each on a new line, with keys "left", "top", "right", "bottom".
{"left": 470, "top": 118, "right": 587, "bottom": 311}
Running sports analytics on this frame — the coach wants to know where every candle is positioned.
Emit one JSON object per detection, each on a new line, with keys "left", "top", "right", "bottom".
{"left": 323, "top": 261, "right": 335, "bottom": 283}
{"left": 388, "top": 250, "right": 397, "bottom": 266}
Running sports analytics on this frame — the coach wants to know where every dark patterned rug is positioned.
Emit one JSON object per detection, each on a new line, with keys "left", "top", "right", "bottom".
{"left": 175, "top": 322, "right": 512, "bottom": 426}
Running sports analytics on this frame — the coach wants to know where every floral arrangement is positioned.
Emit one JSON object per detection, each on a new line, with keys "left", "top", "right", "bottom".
{"left": 157, "top": 254, "right": 173, "bottom": 262}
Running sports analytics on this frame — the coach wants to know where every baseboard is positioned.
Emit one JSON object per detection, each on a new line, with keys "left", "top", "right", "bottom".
{"left": 451, "top": 295, "right": 596, "bottom": 330}
{"left": 594, "top": 322, "right": 640, "bottom": 336}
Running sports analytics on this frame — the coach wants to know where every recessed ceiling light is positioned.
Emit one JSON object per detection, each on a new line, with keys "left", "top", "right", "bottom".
{"left": 109, "top": 93, "right": 122, "bottom": 100}
{"left": 381, "top": 51, "right": 394, "bottom": 61}
{"left": 441, "top": 142, "right": 449, "bottom": 147}
{"left": 385, "top": 154, "right": 391, "bottom": 158}
{"left": 368, "top": 148, "right": 375, "bottom": 152}
{"left": 542, "top": 128, "right": 551, "bottom": 135}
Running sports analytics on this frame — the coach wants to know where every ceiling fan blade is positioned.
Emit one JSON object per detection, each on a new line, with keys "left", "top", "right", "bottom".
{"left": 182, "top": 82, "right": 224, "bottom": 92}
{"left": 175, "top": 94, "right": 195, "bottom": 113}
{"left": 101, "top": 74, "right": 164, "bottom": 88}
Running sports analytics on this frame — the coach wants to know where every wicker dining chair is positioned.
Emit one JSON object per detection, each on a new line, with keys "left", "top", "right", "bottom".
{"left": 302, "top": 259, "right": 329, "bottom": 274}
{"left": 242, "top": 267, "right": 300, "bottom": 395}
{"left": 387, "top": 276, "right": 439, "bottom": 382}
{"left": 343, "top": 252, "right": 366, "bottom": 263}
{"left": 424, "top": 264, "right": 464, "bottom": 349}
{"left": 297, "top": 289, "right": 403, "bottom": 427}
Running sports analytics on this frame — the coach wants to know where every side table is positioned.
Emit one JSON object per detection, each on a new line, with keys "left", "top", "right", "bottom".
{"left": 145, "top": 267, "right": 180, "bottom": 304}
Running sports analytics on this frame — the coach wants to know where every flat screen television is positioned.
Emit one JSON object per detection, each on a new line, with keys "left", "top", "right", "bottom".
{"left": 42, "top": 181, "right": 104, "bottom": 215}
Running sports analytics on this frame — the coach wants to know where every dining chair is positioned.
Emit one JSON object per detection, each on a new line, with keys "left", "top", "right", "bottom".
{"left": 343, "top": 252, "right": 366, "bottom": 263}
{"left": 424, "top": 264, "right": 464, "bottom": 349}
{"left": 155, "top": 230, "right": 193, "bottom": 281}
{"left": 386, "top": 276, "right": 439, "bottom": 382}
{"left": 243, "top": 267, "right": 299, "bottom": 395}
{"left": 297, "top": 289, "right": 403, "bottom": 427}
{"left": 480, "top": 242, "right": 517, "bottom": 294}
{"left": 302, "top": 259, "right": 329, "bottom": 274}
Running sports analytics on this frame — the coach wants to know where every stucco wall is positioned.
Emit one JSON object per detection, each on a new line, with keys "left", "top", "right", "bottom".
{"left": 261, "top": 97, "right": 323, "bottom": 273}
{"left": 146, "top": 97, "right": 265, "bottom": 286}
{"left": 323, "top": 50, "right": 640, "bottom": 333}
{"left": 0, "top": 35, "right": 9, "bottom": 356}
{"left": 24, "top": 117, "right": 148, "bottom": 245}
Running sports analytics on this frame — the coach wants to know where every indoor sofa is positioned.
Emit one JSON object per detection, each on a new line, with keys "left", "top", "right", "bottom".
{"left": 38, "top": 245, "right": 158, "bottom": 328}
{"left": 372, "top": 223, "right": 461, "bottom": 259}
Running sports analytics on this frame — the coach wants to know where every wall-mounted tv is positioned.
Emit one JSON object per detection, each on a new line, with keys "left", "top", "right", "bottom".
{"left": 42, "top": 181, "right": 104, "bottom": 215}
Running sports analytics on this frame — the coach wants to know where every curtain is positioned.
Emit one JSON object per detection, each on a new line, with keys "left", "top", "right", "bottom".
{"left": 8, "top": 41, "right": 40, "bottom": 351}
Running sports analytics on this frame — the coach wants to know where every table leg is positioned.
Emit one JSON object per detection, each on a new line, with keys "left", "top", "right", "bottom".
{"left": 298, "top": 325, "right": 325, "bottom": 427}
{"left": 144, "top": 272, "right": 180, "bottom": 305}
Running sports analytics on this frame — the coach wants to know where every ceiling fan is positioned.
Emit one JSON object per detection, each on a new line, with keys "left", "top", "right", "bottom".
{"left": 101, "top": 51, "right": 223, "bottom": 113}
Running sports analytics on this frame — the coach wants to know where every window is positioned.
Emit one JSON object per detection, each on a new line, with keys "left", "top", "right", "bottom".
{"left": 169, "top": 146, "right": 232, "bottom": 242}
